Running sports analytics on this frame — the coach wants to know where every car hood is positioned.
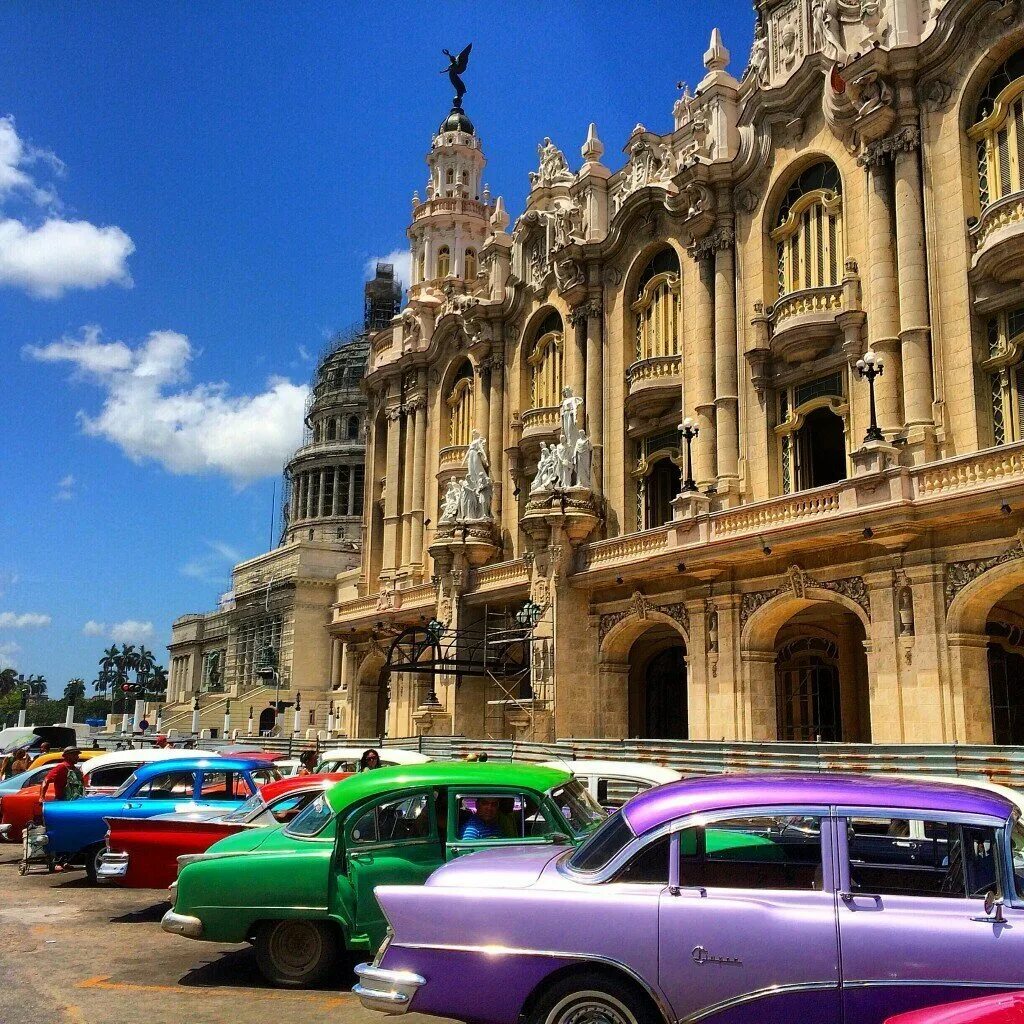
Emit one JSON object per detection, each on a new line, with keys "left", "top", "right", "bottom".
{"left": 426, "top": 844, "right": 569, "bottom": 890}
{"left": 204, "top": 823, "right": 287, "bottom": 857}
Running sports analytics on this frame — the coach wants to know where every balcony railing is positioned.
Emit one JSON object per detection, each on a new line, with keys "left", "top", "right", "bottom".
{"left": 413, "top": 197, "right": 488, "bottom": 220}
{"left": 438, "top": 445, "right": 469, "bottom": 473}
{"left": 626, "top": 354, "right": 682, "bottom": 390}
{"left": 970, "top": 191, "right": 1024, "bottom": 284}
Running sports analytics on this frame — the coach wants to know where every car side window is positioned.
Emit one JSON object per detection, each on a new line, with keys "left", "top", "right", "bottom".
{"left": 350, "top": 793, "right": 432, "bottom": 845}
{"left": 615, "top": 834, "right": 670, "bottom": 883}
{"left": 199, "top": 771, "right": 247, "bottom": 801}
{"left": 847, "top": 816, "right": 1000, "bottom": 899}
{"left": 453, "top": 792, "right": 548, "bottom": 841}
{"left": 267, "top": 793, "right": 313, "bottom": 824}
{"left": 90, "top": 765, "right": 135, "bottom": 789}
{"left": 679, "top": 814, "right": 824, "bottom": 891}
{"left": 596, "top": 778, "right": 648, "bottom": 809}
{"left": 135, "top": 770, "right": 195, "bottom": 799}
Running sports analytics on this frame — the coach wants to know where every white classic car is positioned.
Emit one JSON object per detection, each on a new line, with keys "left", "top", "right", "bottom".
{"left": 316, "top": 746, "right": 432, "bottom": 773}
{"left": 541, "top": 758, "right": 682, "bottom": 808}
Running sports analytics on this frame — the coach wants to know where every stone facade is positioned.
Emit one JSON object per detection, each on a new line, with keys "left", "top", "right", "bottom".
{"left": 163, "top": 271, "right": 398, "bottom": 737}
{"left": 331, "top": 0, "right": 1024, "bottom": 746}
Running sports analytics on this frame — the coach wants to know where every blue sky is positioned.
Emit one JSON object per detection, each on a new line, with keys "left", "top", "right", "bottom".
{"left": 0, "top": 2, "right": 754, "bottom": 691}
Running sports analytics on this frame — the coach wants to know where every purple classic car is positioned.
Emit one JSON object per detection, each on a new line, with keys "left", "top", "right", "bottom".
{"left": 355, "top": 773, "right": 1024, "bottom": 1024}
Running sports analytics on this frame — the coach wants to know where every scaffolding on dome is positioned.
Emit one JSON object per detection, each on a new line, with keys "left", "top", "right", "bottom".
{"left": 384, "top": 604, "right": 551, "bottom": 741}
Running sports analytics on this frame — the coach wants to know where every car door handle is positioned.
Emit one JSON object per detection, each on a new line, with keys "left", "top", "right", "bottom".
{"left": 841, "top": 891, "right": 882, "bottom": 904}
{"left": 349, "top": 852, "right": 373, "bottom": 863}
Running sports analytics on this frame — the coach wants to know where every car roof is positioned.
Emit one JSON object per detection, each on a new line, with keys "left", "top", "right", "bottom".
{"left": 130, "top": 756, "right": 266, "bottom": 779}
{"left": 257, "top": 772, "right": 350, "bottom": 802}
{"left": 325, "top": 762, "right": 572, "bottom": 814}
{"left": 31, "top": 750, "right": 103, "bottom": 767}
{"left": 540, "top": 759, "right": 681, "bottom": 784}
{"left": 83, "top": 748, "right": 218, "bottom": 775}
{"left": 319, "top": 747, "right": 431, "bottom": 765}
{"left": 622, "top": 772, "right": 1015, "bottom": 837}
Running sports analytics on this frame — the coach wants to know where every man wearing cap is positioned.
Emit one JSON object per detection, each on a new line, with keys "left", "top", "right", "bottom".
{"left": 40, "top": 747, "right": 85, "bottom": 803}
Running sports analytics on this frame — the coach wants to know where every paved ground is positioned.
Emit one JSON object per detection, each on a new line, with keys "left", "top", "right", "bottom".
{"left": 0, "top": 846, "right": 447, "bottom": 1024}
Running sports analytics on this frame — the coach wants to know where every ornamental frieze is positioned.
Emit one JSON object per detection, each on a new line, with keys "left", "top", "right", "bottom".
{"left": 944, "top": 542, "right": 1024, "bottom": 609}
{"left": 817, "top": 575, "right": 870, "bottom": 616}
{"left": 597, "top": 595, "right": 690, "bottom": 645}
{"left": 740, "top": 589, "right": 782, "bottom": 630}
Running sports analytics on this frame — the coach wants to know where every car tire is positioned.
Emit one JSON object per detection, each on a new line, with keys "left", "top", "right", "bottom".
{"left": 84, "top": 843, "right": 105, "bottom": 884}
{"left": 528, "top": 971, "right": 656, "bottom": 1024}
{"left": 255, "top": 919, "right": 338, "bottom": 988}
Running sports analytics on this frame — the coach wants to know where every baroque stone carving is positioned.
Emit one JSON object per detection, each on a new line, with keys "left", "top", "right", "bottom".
{"left": 688, "top": 227, "right": 736, "bottom": 261}
{"left": 629, "top": 590, "right": 653, "bottom": 620}
{"left": 440, "top": 429, "right": 494, "bottom": 524}
{"left": 661, "top": 602, "right": 690, "bottom": 634}
{"left": 789, "top": 564, "right": 808, "bottom": 598}
{"left": 746, "top": 20, "right": 770, "bottom": 87}
{"left": 858, "top": 125, "right": 920, "bottom": 167}
{"left": 740, "top": 589, "right": 782, "bottom": 629}
{"left": 818, "top": 575, "right": 870, "bottom": 615}
{"left": 530, "top": 137, "right": 574, "bottom": 189}
{"left": 568, "top": 301, "right": 601, "bottom": 327}
{"left": 944, "top": 542, "right": 1024, "bottom": 609}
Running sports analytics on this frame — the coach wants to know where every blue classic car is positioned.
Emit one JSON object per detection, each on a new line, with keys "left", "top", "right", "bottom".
{"left": 44, "top": 757, "right": 279, "bottom": 881}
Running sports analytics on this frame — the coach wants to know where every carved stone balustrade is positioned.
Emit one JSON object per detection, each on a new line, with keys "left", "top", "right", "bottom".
{"left": 766, "top": 278, "right": 864, "bottom": 364}
{"left": 624, "top": 354, "right": 683, "bottom": 420}
{"left": 519, "top": 405, "right": 560, "bottom": 449}
{"left": 436, "top": 444, "right": 469, "bottom": 485}
{"left": 971, "top": 192, "right": 1024, "bottom": 288}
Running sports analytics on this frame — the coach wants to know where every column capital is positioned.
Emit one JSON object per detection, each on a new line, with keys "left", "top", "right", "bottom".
{"left": 687, "top": 226, "right": 735, "bottom": 262}
{"left": 568, "top": 300, "right": 602, "bottom": 327}
{"left": 858, "top": 125, "right": 921, "bottom": 167}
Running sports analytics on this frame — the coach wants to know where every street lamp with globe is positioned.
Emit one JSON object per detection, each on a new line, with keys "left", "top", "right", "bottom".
{"left": 855, "top": 350, "right": 885, "bottom": 443}
{"left": 679, "top": 417, "right": 699, "bottom": 492}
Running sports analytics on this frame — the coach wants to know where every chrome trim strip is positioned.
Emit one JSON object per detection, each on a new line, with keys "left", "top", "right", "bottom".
{"left": 391, "top": 943, "right": 673, "bottom": 1023}
{"left": 842, "top": 980, "right": 1020, "bottom": 990}
{"left": 836, "top": 806, "right": 1008, "bottom": 829}
{"left": 678, "top": 980, "right": 840, "bottom": 1024}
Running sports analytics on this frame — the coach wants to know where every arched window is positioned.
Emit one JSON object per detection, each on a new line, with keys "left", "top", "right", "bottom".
{"left": 527, "top": 311, "right": 564, "bottom": 410}
{"left": 437, "top": 246, "right": 451, "bottom": 279}
{"left": 984, "top": 305, "right": 1024, "bottom": 445}
{"left": 445, "top": 168, "right": 454, "bottom": 185}
{"left": 632, "top": 247, "right": 681, "bottom": 362}
{"left": 464, "top": 248, "right": 477, "bottom": 279}
{"left": 446, "top": 360, "right": 475, "bottom": 447}
{"left": 971, "top": 49, "right": 1024, "bottom": 209}
{"left": 326, "top": 419, "right": 337, "bottom": 441}
{"left": 778, "top": 372, "right": 848, "bottom": 493}
{"left": 347, "top": 415, "right": 360, "bottom": 440}
{"left": 771, "top": 162, "right": 844, "bottom": 298}
{"left": 776, "top": 637, "right": 842, "bottom": 742}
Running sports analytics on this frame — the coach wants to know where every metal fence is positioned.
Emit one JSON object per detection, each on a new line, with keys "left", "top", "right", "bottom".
{"left": 84, "top": 731, "right": 1024, "bottom": 788}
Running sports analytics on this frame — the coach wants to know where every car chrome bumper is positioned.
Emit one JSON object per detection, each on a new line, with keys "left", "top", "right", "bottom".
{"left": 353, "top": 963, "right": 425, "bottom": 1015}
{"left": 160, "top": 908, "right": 204, "bottom": 940}
{"left": 97, "top": 851, "right": 129, "bottom": 880}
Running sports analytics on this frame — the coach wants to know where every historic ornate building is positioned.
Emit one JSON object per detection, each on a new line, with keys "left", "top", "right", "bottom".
{"left": 332, "top": 0, "right": 1024, "bottom": 746}
{"left": 163, "top": 268, "right": 398, "bottom": 736}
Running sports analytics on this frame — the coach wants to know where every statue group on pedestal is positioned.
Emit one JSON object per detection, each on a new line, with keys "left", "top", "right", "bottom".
{"left": 530, "top": 387, "right": 593, "bottom": 493}
{"left": 440, "top": 430, "right": 493, "bottom": 524}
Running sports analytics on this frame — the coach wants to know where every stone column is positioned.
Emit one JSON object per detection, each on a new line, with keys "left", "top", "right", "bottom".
{"left": 596, "top": 661, "right": 629, "bottom": 736}
{"left": 946, "top": 635, "right": 995, "bottom": 743}
{"left": 304, "top": 471, "right": 314, "bottom": 520}
{"left": 487, "top": 353, "right": 504, "bottom": 523}
{"left": 401, "top": 411, "right": 415, "bottom": 571}
{"left": 410, "top": 397, "right": 428, "bottom": 572}
{"left": 713, "top": 228, "right": 740, "bottom": 499}
{"left": 689, "top": 245, "right": 717, "bottom": 489}
{"left": 863, "top": 149, "right": 903, "bottom": 434}
{"left": 382, "top": 398, "right": 403, "bottom": 575}
{"left": 331, "top": 467, "right": 340, "bottom": 517}
{"left": 865, "top": 571, "right": 904, "bottom": 743}
{"left": 329, "top": 638, "right": 341, "bottom": 689}
{"left": 290, "top": 477, "right": 299, "bottom": 523}
{"left": 568, "top": 309, "right": 586, "bottom": 400}
{"left": 476, "top": 360, "right": 490, "bottom": 439}
{"left": 741, "top": 650, "right": 777, "bottom": 741}
{"left": 893, "top": 130, "right": 934, "bottom": 433}
{"left": 583, "top": 300, "right": 604, "bottom": 493}
{"left": 348, "top": 466, "right": 356, "bottom": 518}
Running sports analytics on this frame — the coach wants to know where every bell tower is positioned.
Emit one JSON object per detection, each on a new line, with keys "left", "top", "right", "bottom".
{"left": 408, "top": 58, "right": 491, "bottom": 295}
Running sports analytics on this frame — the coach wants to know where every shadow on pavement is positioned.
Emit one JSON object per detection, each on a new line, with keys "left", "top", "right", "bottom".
{"left": 176, "top": 947, "right": 364, "bottom": 993}
{"left": 110, "top": 901, "right": 168, "bottom": 924}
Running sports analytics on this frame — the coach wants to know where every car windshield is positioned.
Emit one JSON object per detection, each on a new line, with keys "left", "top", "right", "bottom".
{"left": 1012, "top": 816, "right": 1024, "bottom": 900}
{"left": 221, "top": 791, "right": 265, "bottom": 823}
{"left": 566, "top": 809, "right": 635, "bottom": 873}
{"left": 284, "top": 793, "right": 334, "bottom": 837}
{"left": 548, "top": 779, "right": 607, "bottom": 838}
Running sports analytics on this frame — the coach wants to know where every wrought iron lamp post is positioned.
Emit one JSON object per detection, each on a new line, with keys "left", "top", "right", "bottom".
{"left": 679, "top": 417, "right": 699, "bottom": 493}
{"left": 855, "top": 350, "right": 885, "bottom": 443}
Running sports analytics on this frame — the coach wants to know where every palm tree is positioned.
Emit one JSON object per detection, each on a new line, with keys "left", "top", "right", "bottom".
{"left": 113, "top": 644, "right": 137, "bottom": 711}
{"left": 64, "top": 678, "right": 87, "bottom": 703}
{"left": 135, "top": 646, "right": 156, "bottom": 690}
{"left": 148, "top": 664, "right": 168, "bottom": 700}
{"left": 24, "top": 675, "right": 46, "bottom": 698}
{"left": 98, "top": 645, "right": 118, "bottom": 695}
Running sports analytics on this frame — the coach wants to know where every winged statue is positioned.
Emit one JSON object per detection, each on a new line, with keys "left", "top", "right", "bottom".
{"left": 441, "top": 44, "right": 473, "bottom": 110}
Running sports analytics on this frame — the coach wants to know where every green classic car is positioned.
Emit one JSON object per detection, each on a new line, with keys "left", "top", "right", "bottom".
{"left": 161, "top": 762, "right": 604, "bottom": 987}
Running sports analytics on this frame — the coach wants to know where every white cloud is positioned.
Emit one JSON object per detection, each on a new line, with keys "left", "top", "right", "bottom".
{"left": 55, "top": 473, "right": 75, "bottom": 501}
{"left": 297, "top": 344, "right": 312, "bottom": 363}
{"left": 25, "top": 326, "right": 309, "bottom": 484}
{"left": 0, "top": 641, "right": 21, "bottom": 670}
{"left": 0, "top": 612, "right": 51, "bottom": 629}
{"left": 82, "top": 620, "right": 107, "bottom": 637}
{"left": 0, "top": 116, "right": 134, "bottom": 299}
{"left": 180, "top": 539, "right": 242, "bottom": 582}
{"left": 365, "top": 249, "right": 411, "bottom": 291}
{"left": 109, "top": 619, "right": 154, "bottom": 644}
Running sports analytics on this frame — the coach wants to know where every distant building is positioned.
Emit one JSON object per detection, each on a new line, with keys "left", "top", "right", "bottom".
{"left": 163, "top": 267, "right": 399, "bottom": 738}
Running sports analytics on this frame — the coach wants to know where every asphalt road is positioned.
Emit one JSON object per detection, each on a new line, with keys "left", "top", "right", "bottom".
{"left": 0, "top": 846, "right": 449, "bottom": 1024}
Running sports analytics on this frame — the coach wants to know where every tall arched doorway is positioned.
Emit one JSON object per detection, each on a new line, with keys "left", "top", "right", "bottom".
{"left": 986, "top": 584, "right": 1024, "bottom": 744}
{"left": 627, "top": 623, "right": 688, "bottom": 739}
{"left": 258, "top": 707, "right": 277, "bottom": 736}
{"left": 772, "top": 603, "right": 870, "bottom": 742}
{"left": 795, "top": 406, "right": 846, "bottom": 490}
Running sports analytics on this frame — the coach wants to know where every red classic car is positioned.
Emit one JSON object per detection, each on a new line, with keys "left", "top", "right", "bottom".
{"left": 98, "top": 772, "right": 349, "bottom": 889}
{"left": 886, "top": 994, "right": 1024, "bottom": 1024}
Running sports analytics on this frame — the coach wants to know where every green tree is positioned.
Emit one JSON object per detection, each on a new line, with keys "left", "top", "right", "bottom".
{"left": 63, "top": 678, "right": 87, "bottom": 703}
{"left": 148, "top": 664, "right": 168, "bottom": 700}
{"left": 98, "top": 646, "right": 119, "bottom": 695}
{"left": 113, "top": 644, "right": 137, "bottom": 711}
{"left": 22, "top": 674, "right": 46, "bottom": 698}
{"left": 135, "top": 645, "right": 156, "bottom": 690}
{"left": 0, "top": 667, "right": 16, "bottom": 697}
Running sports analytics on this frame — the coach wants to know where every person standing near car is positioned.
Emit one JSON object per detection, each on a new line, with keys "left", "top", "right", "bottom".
{"left": 40, "top": 747, "right": 85, "bottom": 803}
{"left": 8, "top": 748, "right": 32, "bottom": 777}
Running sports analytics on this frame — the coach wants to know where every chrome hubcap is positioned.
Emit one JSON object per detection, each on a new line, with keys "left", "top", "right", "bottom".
{"left": 547, "top": 991, "right": 639, "bottom": 1024}
{"left": 269, "top": 922, "right": 321, "bottom": 974}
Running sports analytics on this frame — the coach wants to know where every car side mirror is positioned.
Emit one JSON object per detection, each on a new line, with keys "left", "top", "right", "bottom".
{"left": 984, "top": 890, "right": 1007, "bottom": 923}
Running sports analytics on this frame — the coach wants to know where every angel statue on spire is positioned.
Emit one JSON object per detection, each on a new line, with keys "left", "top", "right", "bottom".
{"left": 441, "top": 44, "right": 473, "bottom": 110}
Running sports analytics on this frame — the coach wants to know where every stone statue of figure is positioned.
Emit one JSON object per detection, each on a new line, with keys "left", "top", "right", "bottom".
{"left": 457, "top": 478, "right": 478, "bottom": 521}
{"left": 441, "top": 45, "right": 473, "bottom": 110}
{"left": 555, "top": 433, "right": 574, "bottom": 489}
{"left": 464, "top": 429, "right": 489, "bottom": 487}
{"left": 440, "top": 480, "right": 461, "bottom": 523}
{"left": 560, "top": 386, "right": 584, "bottom": 454}
{"left": 748, "top": 21, "right": 769, "bottom": 87}
{"left": 573, "top": 431, "right": 593, "bottom": 489}
{"left": 531, "top": 443, "right": 552, "bottom": 493}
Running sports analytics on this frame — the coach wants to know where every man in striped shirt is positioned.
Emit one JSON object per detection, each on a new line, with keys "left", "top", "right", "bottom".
{"left": 459, "top": 796, "right": 503, "bottom": 840}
